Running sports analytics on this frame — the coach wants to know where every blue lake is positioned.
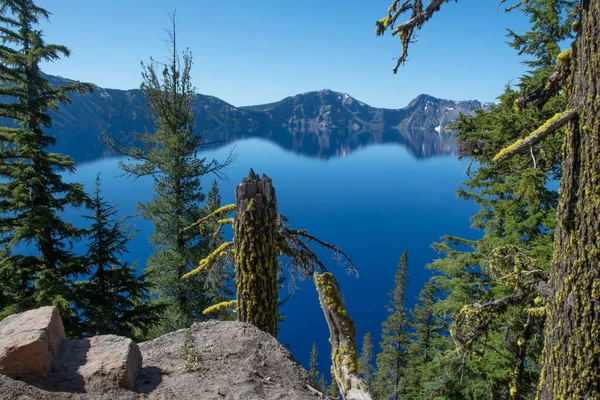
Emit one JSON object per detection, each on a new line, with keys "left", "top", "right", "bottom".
{"left": 64, "top": 138, "right": 479, "bottom": 376}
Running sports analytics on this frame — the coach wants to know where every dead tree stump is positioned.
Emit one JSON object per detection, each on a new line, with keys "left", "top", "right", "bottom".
{"left": 233, "top": 169, "right": 279, "bottom": 338}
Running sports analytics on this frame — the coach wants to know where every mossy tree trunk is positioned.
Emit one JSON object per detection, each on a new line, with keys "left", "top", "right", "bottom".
{"left": 233, "top": 170, "right": 279, "bottom": 338}
{"left": 315, "top": 272, "right": 372, "bottom": 400}
{"left": 538, "top": 1, "right": 600, "bottom": 398}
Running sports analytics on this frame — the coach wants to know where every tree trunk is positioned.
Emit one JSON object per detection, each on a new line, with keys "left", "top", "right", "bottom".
{"left": 538, "top": 1, "right": 600, "bottom": 398}
{"left": 233, "top": 169, "right": 279, "bottom": 338}
{"left": 314, "top": 272, "right": 372, "bottom": 400}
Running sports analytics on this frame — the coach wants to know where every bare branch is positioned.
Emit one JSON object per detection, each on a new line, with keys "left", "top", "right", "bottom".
{"left": 451, "top": 290, "right": 530, "bottom": 351}
{"left": 377, "top": 0, "right": 453, "bottom": 73}
{"left": 516, "top": 49, "right": 572, "bottom": 109}
{"left": 182, "top": 241, "right": 233, "bottom": 279}
{"left": 180, "top": 204, "right": 235, "bottom": 234}
{"left": 304, "top": 384, "right": 338, "bottom": 399}
{"left": 282, "top": 227, "right": 357, "bottom": 277}
{"left": 497, "top": 0, "right": 532, "bottom": 13}
{"left": 494, "top": 108, "right": 580, "bottom": 163}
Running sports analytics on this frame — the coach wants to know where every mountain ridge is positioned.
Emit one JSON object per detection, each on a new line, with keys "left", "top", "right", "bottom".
{"left": 11, "top": 74, "right": 492, "bottom": 162}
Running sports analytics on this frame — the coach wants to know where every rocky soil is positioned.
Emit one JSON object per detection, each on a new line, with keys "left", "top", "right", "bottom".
{"left": 0, "top": 319, "right": 323, "bottom": 400}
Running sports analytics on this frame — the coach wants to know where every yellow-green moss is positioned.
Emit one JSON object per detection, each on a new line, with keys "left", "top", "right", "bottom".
{"left": 514, "top": 97, "right": 521, "bottom": 112}
{"left": 182, "top": 241, "right": 233, "bottom": 279}
{"left": 314, "top": 272, "right": 360, "bottom": 392}
{"left": 557, "top": 48, "right": 571, "bottom": 65}
{"left": 494, "top": 138, "right": 524, "bottom": 162}
{"left": 376, "top": 17, "right": 391, "bottom": 35}
{"left": 494, "top": 110, "right": 573, "bottom": 163}
{"left": 571, "top": 20, "right": 580, "bottom": 32}
{"left": 202, "top": 300, "right": 236, "bottom": 315}
{"left": 234, "top": 195, "right": 279, "bottom": 337}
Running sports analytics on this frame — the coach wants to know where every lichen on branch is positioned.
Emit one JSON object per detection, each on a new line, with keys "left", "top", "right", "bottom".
{"left": 202, "top": 300, "right": 236, "bottom": 315}
{"left": 378, "top": 0, "right": 537, "bottom": 73}
{"left": 180, "top": 204, "right": 236, "bottom": 234}
{"left": 182, "top": 241, "right": 233, "bottom": 279}
{"left": 494, "top": 108, "right": 579, "bottom": 163}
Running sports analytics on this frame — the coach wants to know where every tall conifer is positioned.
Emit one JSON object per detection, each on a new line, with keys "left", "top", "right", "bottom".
{"left": 358, "top": 332, "right": 375, "bottom": 393}
{"left": 374, "top": 0, "right": 574, "bottom": 397}
{"left": 104, "top": 15, "right": 233, "bottom": 336}
{"left": 0, "top": 0, "right": 92, "bottom": 331}
{"left": 309, "top": 342, "right": 320, "bottom": 382}
{"left": 374, "top": 250, "right": 410, "bottom": 400}
{"left": 75, "top": 174, "right": 163, "bottom": 339}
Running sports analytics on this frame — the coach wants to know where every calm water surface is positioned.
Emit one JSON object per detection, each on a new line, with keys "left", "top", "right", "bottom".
{"left": 64, "top": 138, "right": 479, "bottom": 375}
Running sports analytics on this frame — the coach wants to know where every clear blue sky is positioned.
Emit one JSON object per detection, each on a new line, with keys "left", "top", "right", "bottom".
{"left": 38, "top": 0, "right": 534, "bottom": 109}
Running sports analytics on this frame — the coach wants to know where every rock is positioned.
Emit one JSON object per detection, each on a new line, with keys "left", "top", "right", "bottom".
{"left": 0, "top": 306, "right": 65, "bottom": 376}
{"left": 77, "top": 335, "right": 142, "bottom": 390}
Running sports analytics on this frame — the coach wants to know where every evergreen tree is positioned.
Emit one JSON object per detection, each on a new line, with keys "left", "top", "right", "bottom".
{"left": 375, "top": 1, "right": 579, "bottom": 397}
{"left": 376, "top": 0, "right": 600, "bottom": 396}
{"left": 74, "top": 174, "right": 163, "bottom": 339}
{"left": 309, "top": 342, "right": 321, "bottom": 382}
{"left": 309, "top": 341, "right": 332, "bottom": 393}
{"left": 403, "top": 280, "right": 445, "bottom": 399}
{"left": 358, "top": 332, "right": 375, "bottom": 393}
{"left": 375, "top": 250, "right": 410, "bottom": 400}
{"left": 104, "top": 15, "right": 233, "bottom": 336}
{"left": 0, "top": 0, "right": 92, "bottom": 330}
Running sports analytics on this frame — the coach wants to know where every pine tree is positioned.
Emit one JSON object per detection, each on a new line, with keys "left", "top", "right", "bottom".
{"left": 0, "top": 0, "right": 92, "bottom": 330}
{"left": 358, "top": 332, "right": 375, "bottom": 393}
{"left": 403, "top": 280, "right": 445, "bottom": 399}
{"left": 309, "top": 342, "right": 321, "bottom": 382}
{"left": 104, "top": 15, "right": 233, "bottom": 336}
{"left": 375, "top": 1, "right": 584, "bottom": 397}
{"left": 74, "top": 174, "right": 163, "bottom": 339}
{"left": 375, "top": 250, "right": 410, "bottom": 400}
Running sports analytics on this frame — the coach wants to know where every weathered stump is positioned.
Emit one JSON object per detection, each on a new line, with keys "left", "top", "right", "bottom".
{"left": 234, "top": 169, "right": 279, "bottom": 338}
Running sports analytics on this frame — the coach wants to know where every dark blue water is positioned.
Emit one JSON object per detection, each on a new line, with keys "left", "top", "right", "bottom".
{"left": 64, "top": 138, "right": 479, "bottom": 377}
